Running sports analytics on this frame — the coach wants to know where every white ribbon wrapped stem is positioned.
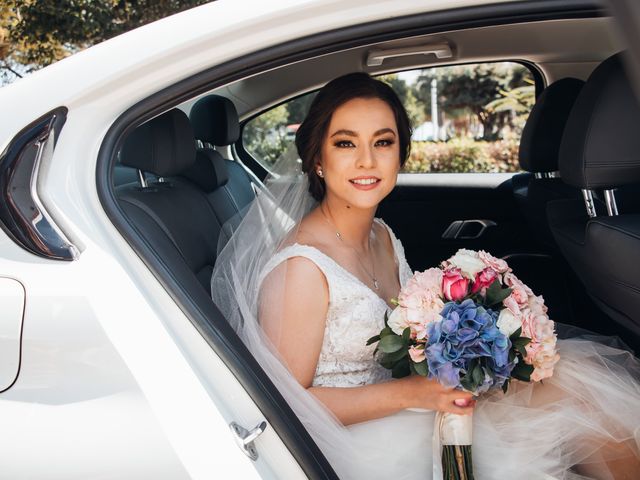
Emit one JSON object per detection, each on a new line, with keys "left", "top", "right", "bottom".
{"left": 432, "top": 411, "right": 473, "bottom": 479}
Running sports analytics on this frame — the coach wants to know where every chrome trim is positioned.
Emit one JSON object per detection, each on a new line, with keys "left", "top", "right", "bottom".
{"left": 137, "top": 169, "right": 148, "bottom": 188}
{"left": 230, "top": 421, "right": 267, "bottom": 461}
{"left": 581, "top": 189, "right": 597, "bottom": 218}
{"left": 0, "top": 108, "right": 79, "bottom": 260}
{"left": 534, "top": 172, "right": 555, "bottom": 179}
{"left": 604, "top": 189, "right": 619, "bottom": 216}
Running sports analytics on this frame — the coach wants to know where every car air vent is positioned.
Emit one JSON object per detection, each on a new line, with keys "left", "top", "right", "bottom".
{"left": 0, "top": 108, "right": 79, "bottom": 261}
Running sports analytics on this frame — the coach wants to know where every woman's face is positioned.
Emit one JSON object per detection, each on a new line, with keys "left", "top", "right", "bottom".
{"left": 319, "top": 97, "right": 401, "bottom": 210}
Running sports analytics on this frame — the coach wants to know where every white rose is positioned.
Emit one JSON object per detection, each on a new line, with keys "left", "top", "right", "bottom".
{"left": 448, "top": 249, "right": 486, "bottom": 279}
{"left": 387, "top": 307, "right": 409, "bottom": 335}
{"left": 497, "top": 308, "right": 521, "bottom": 337}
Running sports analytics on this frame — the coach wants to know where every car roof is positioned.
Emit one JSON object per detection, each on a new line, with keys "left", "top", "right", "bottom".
{"left": 0, "top": 0, "right": 607, "bottom": 145}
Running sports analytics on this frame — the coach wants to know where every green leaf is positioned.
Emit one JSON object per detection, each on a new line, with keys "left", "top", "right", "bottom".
{"left": 387, "top": 347, "right": 409, "bottom": 362}
{"left": 513, "top": 337, "right": 531, "bottom": 348}
{"left": 379, "top": 327, "right": 393, "bottom": 338}
{"left": 379, "top": 354, "right": 395, "bottom": 369}
{"left": 379, "top": 335, "right": 404, "bottom": 353}
{"left": 460, "top": 374, "right": 474, "bottom": 392}
{"left": 366, "top": 334, "right": 380, "bottom": 346}
{"left": 502, "top": 378, "right": 510, "bottom": 394}
{"left": 392, "top": 358, "right": 411, "bottom": 378}
{"left": 511, "top": 362, "right": 534, "bottom": 382}
{"left": 402, "top": 327, "right": 411, "bottom": 344}
{"left": 472, "top": 364, "right": 484, "bottom": 386}
{"left": 509, "top": 327, "right": 522, "bottom": 341}
{"left": 383, "top": 311, "right": 389, "bottom": 327}
{"left": 413, "top": 360, "right": 429, "bottom": 377}
{"left": 485, "top": 279, "right": 512, "bottom": 306}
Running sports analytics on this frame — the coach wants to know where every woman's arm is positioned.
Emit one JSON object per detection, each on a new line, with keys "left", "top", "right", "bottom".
{"left": 259, "top": 256, "right": 474, "bottom": 426}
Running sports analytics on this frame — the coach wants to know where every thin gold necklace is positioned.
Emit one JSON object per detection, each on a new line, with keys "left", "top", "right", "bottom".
{"left": 320, "top": 207, "right": 379, "bottom": 290}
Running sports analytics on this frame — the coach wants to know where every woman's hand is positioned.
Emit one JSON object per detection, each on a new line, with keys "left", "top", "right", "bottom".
{"left": 396, "top": 375, "right": 476, "bottom": 415}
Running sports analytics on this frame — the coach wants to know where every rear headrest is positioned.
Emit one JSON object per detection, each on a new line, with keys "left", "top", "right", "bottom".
{"left": 519, "top": 78, "right": 584, "bottom": 173}
{"left": 190, "top": 95, "right": 240, "bottom": 146}
{"left": 180, "top": 150, "right": 229, "bottom": 192}
{"left": 560, "top": 52, "right": 640, "bottom": 189}
{"left": 121, "top": 109, "right": 196, "bottom": 177}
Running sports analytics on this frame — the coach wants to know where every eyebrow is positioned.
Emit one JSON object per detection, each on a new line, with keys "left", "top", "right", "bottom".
{"left": 330, "top": 128, "right": 396, "bottom": 138}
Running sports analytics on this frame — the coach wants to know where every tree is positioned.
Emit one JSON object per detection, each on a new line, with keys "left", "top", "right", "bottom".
{"left": 1, "top": 1, "right": 209, "bottom": 84}
{"left": 414, "top": 63, "right": 531, "bottom": 141}
{"left": 378, "top": 74, "right": 423, "bottom": 127}
{"left": 286, "top": 92, "right": 316, "bottom": 125}
{"left": 243, "top": 104, "right": 290, "bottom": 166}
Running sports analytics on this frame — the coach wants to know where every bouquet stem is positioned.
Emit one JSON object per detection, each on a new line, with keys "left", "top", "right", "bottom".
{"left": 442, "top": 444, "right": 474, "bottom": 480}
{"left": 439, "top": 412, "right": 474, "bottom": 480}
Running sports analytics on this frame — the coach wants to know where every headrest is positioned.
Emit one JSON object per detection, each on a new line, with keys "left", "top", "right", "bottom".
{"left": 190, "top": 95, "right": 240, "bottom": 146}
{"left": 121, "top": 109, "right": 196, "bottom": 177}
{"left": 560, "top": 52, "right": 640, "bottom": 189}
{"left": 180, "top": 150, "right": 229, "bottom": 192}
{"left": 519, "top": 78, "right": 584, "bottom": 172}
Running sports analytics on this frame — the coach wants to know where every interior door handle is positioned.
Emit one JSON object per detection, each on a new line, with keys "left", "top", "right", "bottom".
{"left": 442, "top": 219, "right": 497, "bottom": 240}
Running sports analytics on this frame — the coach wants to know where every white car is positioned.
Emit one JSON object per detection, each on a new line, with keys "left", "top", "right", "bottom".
{"left": 0, "top": 0, "right": 639, "bottom": 478}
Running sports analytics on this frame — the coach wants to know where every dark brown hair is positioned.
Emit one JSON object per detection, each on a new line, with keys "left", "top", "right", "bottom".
{"left": 295, "top": 72, "right": 412, "bottom": 201}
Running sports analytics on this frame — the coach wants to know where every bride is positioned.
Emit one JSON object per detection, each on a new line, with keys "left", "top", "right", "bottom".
{"left": 211, "top": 73, "right": 640, "bottom": 479}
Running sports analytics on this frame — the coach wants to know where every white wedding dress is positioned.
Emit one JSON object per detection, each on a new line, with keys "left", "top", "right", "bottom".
{"left": 259, "top": 218, "right": 640, "bottom": 479}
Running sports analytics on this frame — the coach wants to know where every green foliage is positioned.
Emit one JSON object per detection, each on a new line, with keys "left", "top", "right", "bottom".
{"left": 285, "top": 93, "right": 316, "bottom": 124}
{"left": 0, "top": 0, "right": 209, "bottom": 82}
{"left": 415, "top": 63, "right": 533, "bottom": 140}
{"left": 378, "top": 334, "right": 404, "bottom": 353}
{"left": 403, "top": 137, "right": 520, "bottom": 173}
{"left": 378, "top": 74, "right": 424, "bottom": 126}
{"left": 243, "top": 105, "right": 291, "bottom": 166}
{"left": 370, "top": 325, "right": 427, "bottom": 379}
{"left": 484, "top": 279, "right": 512, "bottom": 307}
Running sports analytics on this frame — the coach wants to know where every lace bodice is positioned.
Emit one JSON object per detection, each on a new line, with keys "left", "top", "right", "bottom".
{"left": 260, "top": 218, "right": 413, "bottom": 388}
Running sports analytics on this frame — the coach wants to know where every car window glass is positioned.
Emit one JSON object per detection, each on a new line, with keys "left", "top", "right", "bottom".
{"left": 242, "top": 62, "right": 535, "bottom": 174}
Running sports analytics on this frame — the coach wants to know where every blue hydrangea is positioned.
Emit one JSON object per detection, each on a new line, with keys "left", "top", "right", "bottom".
{"left": 426, "top": 299, "right": 515, "bottom": 394}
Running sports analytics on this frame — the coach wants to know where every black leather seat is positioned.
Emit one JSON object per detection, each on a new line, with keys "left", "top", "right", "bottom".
{"left": 116, "top": 109, "right": 225, "bottom": 291}
{"left": 189, "top": 95, "right": 256, "bottom": 232}
{"left": 549, "top": 53, "right": 640, "bottom": 347}
{"left": 513, "top": 78, "right": 584, "bottom": 251}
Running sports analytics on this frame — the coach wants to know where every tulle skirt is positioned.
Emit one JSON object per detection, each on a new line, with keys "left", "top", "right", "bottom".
{"left": 343, "top": 335, "right": 640, "bottom": 480}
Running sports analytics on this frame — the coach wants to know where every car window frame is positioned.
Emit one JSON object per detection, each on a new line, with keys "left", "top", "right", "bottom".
{"left": 236, "top": 59, "right": 544, "bottom": 179}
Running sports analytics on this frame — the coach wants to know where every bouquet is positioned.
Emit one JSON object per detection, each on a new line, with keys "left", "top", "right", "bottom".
{"left": 367, "top": 249, "right": 559, "bottom": 480}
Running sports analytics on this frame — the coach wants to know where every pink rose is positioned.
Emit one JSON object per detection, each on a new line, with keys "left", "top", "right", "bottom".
{"left": 442, "top": 268, "right": 469, "bottom": 301}
{"left": 504, "top": 272, "right": 533, "bottom": 306}
{"left": 528, "top": 295, "right": 548, "bottom": 316}
{"left": 520, "top": 308, "right": 554, "bottom": 343}
{"left": 395, "top": 269, "right": 446, "bottom": 341}
{"left": 413, "top": 268, "right": 443, "bottom": 294}
{"left": 478, "top": 250, "right": 510, "bottom": 274}
{"left": 409, "top": 345, "right": 426, "bottom": 363}
{"left": 503, "top": 295, "right": 521, "bottom": 316}
{"left": 471, "top": 267, "right": 498, "bottom": 294}
{"left": 527, "top": 338, "right": 560, "bottom": 382}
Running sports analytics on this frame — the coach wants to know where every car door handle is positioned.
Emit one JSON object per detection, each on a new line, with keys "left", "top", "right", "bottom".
{"left": 442, "top": 219, "right": 497, "bottom": 240}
